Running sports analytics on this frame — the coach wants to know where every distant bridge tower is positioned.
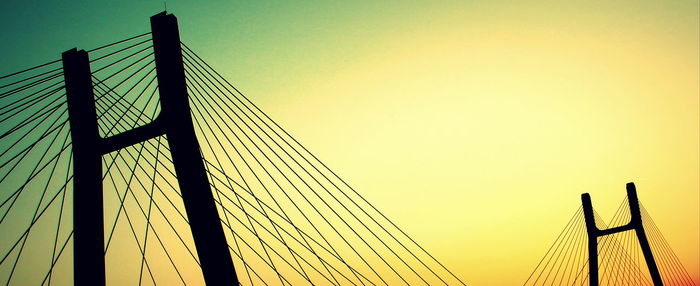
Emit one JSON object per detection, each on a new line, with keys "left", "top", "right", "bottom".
{"left": 581, "top": 182, "right": 663, "bottom": 286}
{"left": 62, "top": 12, "right": 239, "bottom": 286}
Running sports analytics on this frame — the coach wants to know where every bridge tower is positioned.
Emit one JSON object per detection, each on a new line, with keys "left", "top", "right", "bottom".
{"left": 581, "top": 182, "right": 663, "bottom": 286}
{"left": 62, "top": 12, "right": 239, "bottom": 286}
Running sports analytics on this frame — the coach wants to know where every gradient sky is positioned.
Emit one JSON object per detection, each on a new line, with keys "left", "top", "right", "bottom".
{"left": 1, "top": 0, "right": 698, "bottom": 285}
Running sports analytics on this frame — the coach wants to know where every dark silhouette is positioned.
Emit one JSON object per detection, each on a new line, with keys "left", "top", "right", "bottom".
{"left": 581, "top": 182, "right": 663, "bottom": 286}
{"left": 63, "top": 12, "right": 239, "bottom": 286}
{"left": 63, "top": 48, "right": 105, "bottom": 286}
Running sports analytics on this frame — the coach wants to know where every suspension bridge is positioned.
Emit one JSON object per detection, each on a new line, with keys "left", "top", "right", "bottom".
{"left": 0, "top": 12, "right": 695, "bottom": 286}
{"left": 523, "top": 183, "right": 696, "bottom": 286}
{"left": 0, "top": 12, "right": 465, "bottom": 286}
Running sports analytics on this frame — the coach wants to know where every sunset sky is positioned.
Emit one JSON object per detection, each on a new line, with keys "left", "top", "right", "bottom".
{"left": 1, "top": 1, "right": 698, "bottom": 285}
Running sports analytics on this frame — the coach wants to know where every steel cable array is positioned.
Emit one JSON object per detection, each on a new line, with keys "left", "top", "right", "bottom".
{"left": 1, "top": 29, "right": 694, "bottom": 286}
{"left": 523, "top": 196, "right": 696, "bottom": 286}
{"left": 0, "top": 30, "right": 467, "bottom": 285}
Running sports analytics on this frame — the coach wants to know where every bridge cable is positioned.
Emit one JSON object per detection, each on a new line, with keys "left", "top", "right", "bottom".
{"left": 0, "top": 116, "right": 69, "bottom": 222}
{"left": 0, "top": 72, "right": 63, "bottom": 100}
{"left": 0, "top": 82, "right": 63, "bottom": 123}
{"left": 550, "top": 210, "right": 585, "bottom": 285}
{"left": 138, "top": 136, "right": 163, "bottom": 286}
{"left": 179, "top": 48, "right": 378, "bottom": 284}
{"left": 103, "top": 86, "right": 371, "bottom": 285}
{"left": 565, "top": 213, "right": 586, "bottom": 285}
{"left": 183, "top": 49, "right": 434, "bottom": 286}
{"left": 97, "top": 89, "right": 161, "bottom": 282}
{"left": 180, "top": 48, "right": 381, "bottom": 285}
{"left": 101, "top": 149, "right": 191, "bottom": 285}
{"left": 215, "top": 201, "right": 342, "bottom": 285}
{"left": 0, "top": 67, "right": 62, "bottom": 91}
{"left": 542, "top": 209, "right": 584, "bottom": 284}
{"left": 102, "top": 146, "right": 159, "bottom": 284}
{"left": 0, "top": 59, "right": 61, "bottom": 81}
{"left": 93, "top": 69, "right": 157, "bottom": 134}
{"left": 182, "top": 43, "right": 466, "bottom": 286}
{"left": 4, "top": 125, "right": 71, "bottom": 285}
{"left": 183, "top": 55, "right": 392, "bottom": 285}
{"left": 95, "top": 88, "right": 199, "bottom": 263}
{"left": 90, "top": 38, "right": 153, "bottom": 64}
{"left": 45, "top": 153, "right": 72, "bottom": 286}
{"left": 597, "top": 205, "right": 627, "bottom": 284}
{"left": 95, "top": 81, "right": 171, "bottom": 250}
{"left": 95, "top": 98, "right": 260, "bottom": 284}
{"left": 91, "top": 46, "right": 152, "bottom": 76}
{"left": 201, "top": 146, "right": 356, "bottom": 285}
{"left": 0, "top": 168, "right": 73, "bottom": 266}
{"left": 99, "top": 100, "right": 277, "bottom": 285}
{"left": 641, "top": 204, "right": 695, "bottom": 285}
{"left": 193, "top": 105, "right": 273, "bottom": 285}
{"left": 184, "top": 64, "right": 335, "bottom": 285}
{"left": 608, "top": 208, "right": 630, "bottom": 285}
{"left": 185, "top": 79, "right": 310, "bottom": 286}
{"left": 93, "top": 69, "right": 155, "bottom": 137}
{"left": 87, "top": 31, "right": 151, "bottom": 53}
{"left": 184, "top": 65, "right": 339, "bottom": 284}
{"left": 41, "top": 231, "right": 73, "bottom": 286}
{"left": 0, "top": 94, "right": 65, "bottom": 167}
{"left": 0, "top": 91, "right": 66, "bottom": 141}
{"left": 186, "top": 70, "right": 374, "bottom": 286}
{"left": 548, "top": 208, "right": 583, "bottom": 285}
{"left": 522, "top": 207, "right": 581, "bottom": 285}
{"left": 0, "top": 133, "right": 70, "bottom": 264}
{"left": 92, "top": 56, "right": 154, "bottom": 102}
{"left": 95, "top": 84, "right": 199, "bottom": 285}
{"left": 205, "top": 170, "right": 373, "bottom": 286}
{"left": 595, "top": 199, "right": 651, "bottom": 285}
{"left": 202, "top": 159, "right": 375, "bottom": 285}
{"left": 100, "top": 68, "right": 372, "bottom": 284}
{"left": 96, "top": 89, "right": 198, "bottom": 251}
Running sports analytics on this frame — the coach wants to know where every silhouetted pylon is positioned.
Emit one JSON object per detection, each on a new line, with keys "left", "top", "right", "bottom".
{"left": 62, "top": 12, "right": 239, "bottom": 286}
{"left": 581, "top": 182, "right": 663, "bottom": 286}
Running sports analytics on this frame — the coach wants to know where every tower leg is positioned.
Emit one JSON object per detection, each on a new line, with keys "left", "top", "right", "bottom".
{"left": 627, "top": 183, "right": 664, "bottom": 286}
{"left": 63, "top": 12, "right": 239, "bottom": 285}
{"left": 150, "top": 12, "right": 239, "bottom": 285}
{"left": 581, "top": 193, "right": 599, "bottom": 286}
{"left": 63, "top": 49, "right": 105, "bottom": 286}
{"left": 581, "top": 183, "right": 664, "bottom": 286}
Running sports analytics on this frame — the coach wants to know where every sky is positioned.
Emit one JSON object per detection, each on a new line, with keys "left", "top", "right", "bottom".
{"left": 1, "top": 0, "right": 698, "bottom": 285}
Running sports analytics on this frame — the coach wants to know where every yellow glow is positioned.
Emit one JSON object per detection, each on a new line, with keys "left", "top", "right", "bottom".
{"left": 209, "top": 1, "right": 699, "bottom": 284}
{"left": 0, "top": 0, "right": 696, "bottom": 284}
